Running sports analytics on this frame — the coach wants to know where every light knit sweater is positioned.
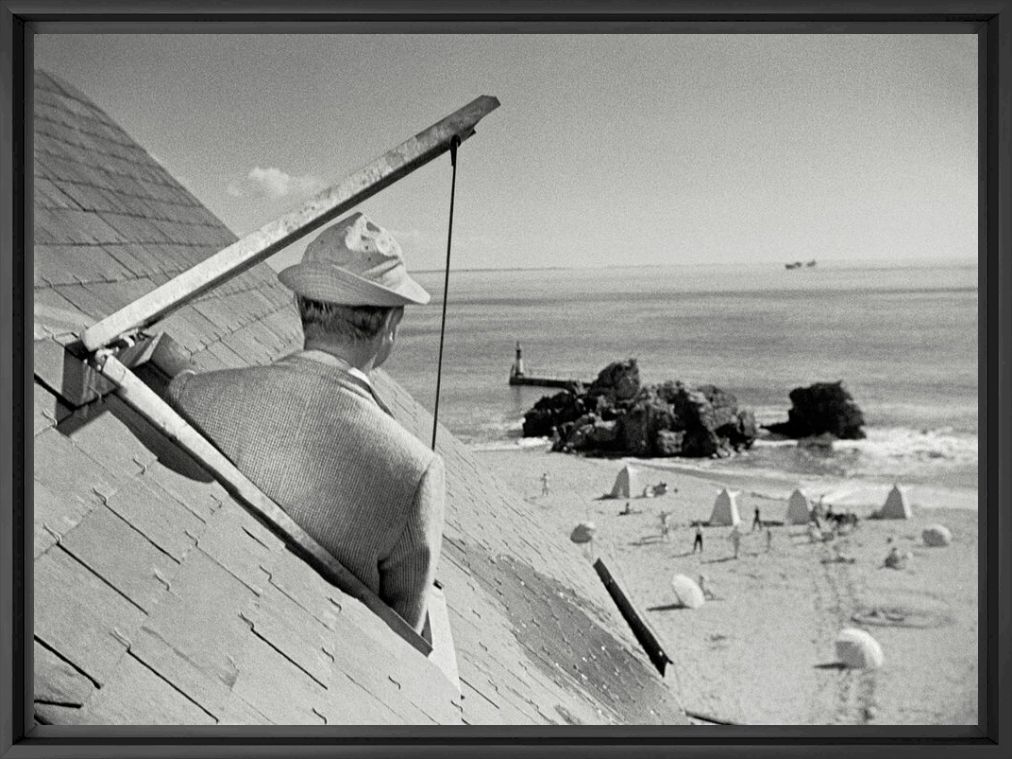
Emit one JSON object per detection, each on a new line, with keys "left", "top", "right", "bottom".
{"left": 167, "top": 352, "right": 444, "bottom": 632}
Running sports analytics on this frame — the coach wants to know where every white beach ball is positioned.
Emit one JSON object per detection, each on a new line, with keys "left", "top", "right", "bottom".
{"left": 671, "top": 573, "right": 705, "bottom": 609}
{"left": 835, "top": 627, "right": 885, "bottom": 670}
{"left": 922, "top": 524, "right": 952, "bottom": 547}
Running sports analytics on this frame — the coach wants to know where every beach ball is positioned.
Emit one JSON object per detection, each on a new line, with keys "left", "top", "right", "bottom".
{"left": 922, "top": 524, "right": 952, "bottom": 547}
{"left": 671, "top": 573, "right": 705, "bottom": 609}
{"left": 570, "top": 522, "right": 597, "bottom": 544}
{"left": 835, "top": 628, "right": 885, "bottom": 670}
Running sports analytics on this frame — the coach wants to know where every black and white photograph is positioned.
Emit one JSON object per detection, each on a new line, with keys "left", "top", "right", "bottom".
{"left": 28, "top": 30, "right": 980, "bottom": 728}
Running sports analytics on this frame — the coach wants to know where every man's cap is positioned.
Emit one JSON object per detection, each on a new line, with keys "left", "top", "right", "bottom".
{"left": 278, "top": 212, "right": 430, "bottom": 306}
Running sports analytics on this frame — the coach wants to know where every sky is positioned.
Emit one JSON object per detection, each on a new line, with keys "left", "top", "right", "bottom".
{"left": 35, "top": 34, "right": 978, "bottom": 272}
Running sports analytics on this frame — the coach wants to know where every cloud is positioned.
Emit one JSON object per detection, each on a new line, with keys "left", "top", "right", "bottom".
{"left": 388, "top": 228, "right": 428, "bottom": 243}
{"left": 227, "top": 166, "right": 326, "bottom": 200}
{"left": 388, "top": 229, "right": 492, "bottom": 248}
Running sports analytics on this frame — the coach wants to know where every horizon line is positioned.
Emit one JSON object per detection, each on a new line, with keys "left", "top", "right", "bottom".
{"left": 411, "top": 256, "right": 978, "bottom": 275}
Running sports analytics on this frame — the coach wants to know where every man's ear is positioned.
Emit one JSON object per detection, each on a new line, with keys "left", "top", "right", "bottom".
{"left": 385, "top": 307, "right": 404, "bottom": 336}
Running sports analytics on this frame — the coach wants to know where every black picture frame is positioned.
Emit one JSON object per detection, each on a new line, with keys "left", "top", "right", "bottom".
{"left": 2, "top": 2, "right": 1008, "bottom": 757}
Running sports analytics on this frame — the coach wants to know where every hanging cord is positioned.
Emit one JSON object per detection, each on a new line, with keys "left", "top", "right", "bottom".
{"left": 431, "top": 134, "right": 462, "bottom": 450}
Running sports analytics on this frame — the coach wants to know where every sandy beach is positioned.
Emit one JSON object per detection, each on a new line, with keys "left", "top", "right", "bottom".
{"left": 476, "top": 444, "right": 978, "bottom": 725}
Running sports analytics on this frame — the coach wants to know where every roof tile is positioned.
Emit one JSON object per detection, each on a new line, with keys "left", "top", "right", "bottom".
{"left": 59, "top": 503, "right": 179, "bottom": 614}
{"left": 33, "top": 426, "right": 121, "bottom": 503}
{"left": 151, "top": 308, "right": 215, "bottom": 355}
{"left": 197, "top": 339, "right": 249, "bottom": 369}
{"left": 34, "top": 177, "right": 80, "bottom": 210}
{"left": 192, "top": 504, "right": 274, "bottom": 593}
{"left": 51, "top": 180, "right": 116, "bottom": 213}
{"left": 34, "top": 243, "right": 133, "bottom": 286}
{"left": 98, "top": 212, "right": 173, "bottom": 245}
{"left": 81, "top": 277, "right": 157, "bottom": 314}
{"left": 34, "top": 546, "right": 145, "bottom": 686}
{"left": 141, "top": 460, "right": 226, "bottom": 523}
{"left": 59, "top": 396, "right": 156, "bottom": 480}
{"left": 36, "top": 207, "right": 127, "bottom": 246}
{"left": 33, "top": 478, "right": 94, "bottom": 559}
{"left": 51, "top": 283, "right": 112, "bottom": 320}
{"left": 128, "top": 543, "right": 261, "bottom": 718}
{"left": 32, "top": 289, "right": 92, "bottom": 341}
{"left": 228, "top": 634, "right": 330, "bottom": 725}
{"left": 77, "top": 652, "right": 217, "bottom": 725}
{"left": 104, "top": 475, "right": 206, "bottom": 563}
{"left": 34, "top": 640, "right": 97, "bottom": 707}
{"left": 33, "top": 382, "right": 70, "bottom": 437}
{"left": 96, "top": 243, "right": 151, "bottom": 278}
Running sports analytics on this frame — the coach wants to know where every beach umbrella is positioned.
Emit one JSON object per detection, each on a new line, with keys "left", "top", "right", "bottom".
{"left": 835, "top": 628, "right": 885, "bottom": 669}
{"left": 670, "top": 573, "right": 705, "bottom": 609}
{"left": 922, "top": 524, "right": 952, "bottom": 547}
{"left": 570, "top": 522, "right": 597, "bottom": 544}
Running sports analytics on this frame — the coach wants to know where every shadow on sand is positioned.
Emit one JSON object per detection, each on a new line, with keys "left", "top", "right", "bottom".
{"left": 629, "top": 535, "right": 668, "bottom": 546}
{"left": 647, "top": 603, "right": 689, "bottom": 612}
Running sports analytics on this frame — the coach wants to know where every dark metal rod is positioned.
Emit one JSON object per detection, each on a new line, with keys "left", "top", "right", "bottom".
{"left": 431, "top": 135, "right": 461, "bottom": 450}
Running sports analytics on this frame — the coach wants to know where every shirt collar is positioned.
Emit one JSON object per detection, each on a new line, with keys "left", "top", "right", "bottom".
{"left": 297, "top": 349, "right": 393, "bottom": 418}
{"left": 300, "top": 349, "right": 373, "bottom": 387}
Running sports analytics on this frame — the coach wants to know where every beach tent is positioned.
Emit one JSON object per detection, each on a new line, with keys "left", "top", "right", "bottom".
{"left": 670, "top": 574, "right": 705, "bottom": 609}
{"left": 784, "top": 489, "right": 813, "bottom": 525}
{"left": 878, "top": 485, "right": 912, "bottom": 520}
{"left": 922, "top": 524, "right": 952, "bottom": 547}
{"left": 708, "top": 489, "right": 742, "bottom": 527}
{"left": 835, "top": 628, "right": 885, "bottom": 670}
{"left": 608, "top": 464, "right": 642, "bottom": 499}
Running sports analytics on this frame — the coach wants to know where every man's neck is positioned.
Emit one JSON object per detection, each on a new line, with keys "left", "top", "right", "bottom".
{"left": 303, "top": 339, "right": 377, "bottom": 373}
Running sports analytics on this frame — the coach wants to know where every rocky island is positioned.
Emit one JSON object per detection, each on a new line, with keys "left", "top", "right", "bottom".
{"left": 764, "top": 380, "right": 866, "bottom": 440}
{"left": 522, "top": 359, "right": 758, "bottom": 458}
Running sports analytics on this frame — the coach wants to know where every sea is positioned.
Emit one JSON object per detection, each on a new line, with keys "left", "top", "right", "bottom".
{"left": 383, "top": 259, "right": 979, "bottom": 510}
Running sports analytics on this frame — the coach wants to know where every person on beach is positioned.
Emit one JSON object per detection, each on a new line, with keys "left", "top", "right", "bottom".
{"left": 729, "top": 525, "right": 742, "bottom": 559}
{"left": 541, "top": 472, "right": 550, "bottom": 496}
{"left": 698, "top": 573, "right": 717, "bottom": 601}
{"left": 659, "top": 510, "right": 671, "bottom": 540}
{"left": 693, "top": 522, "right": 704, "bottom": 553}
{"left": 765, "top": 527, "right": 773, "bottom": 553}
{"left": 883, "top": 545, "right": 904, "bottom": 569}
{"left": 168, "top": 213, "right": 444, "bottom": 633}
{"left": 752, "top": 507, "right": 762, "bottom": 532}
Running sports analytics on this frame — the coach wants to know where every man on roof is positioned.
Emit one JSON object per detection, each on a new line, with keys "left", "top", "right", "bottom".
{"left": 168, "top": 212, "right": 444, "bottom": 633}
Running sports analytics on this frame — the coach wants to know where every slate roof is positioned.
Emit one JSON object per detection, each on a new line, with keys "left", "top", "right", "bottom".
{"left": 31, "top": 69, "right": 687, "bottom": 726}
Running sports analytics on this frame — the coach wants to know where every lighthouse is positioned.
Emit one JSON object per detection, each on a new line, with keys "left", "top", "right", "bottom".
{"left": 510, "top": 341, "right": 526, "bottom": 379}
